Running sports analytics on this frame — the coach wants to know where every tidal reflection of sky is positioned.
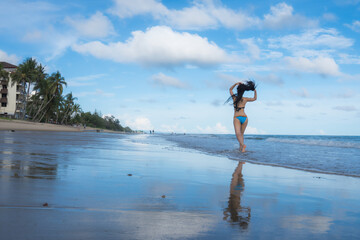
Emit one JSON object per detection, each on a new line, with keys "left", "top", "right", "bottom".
{"left": 0, "top": 132, "right": 359, "bottom": 239}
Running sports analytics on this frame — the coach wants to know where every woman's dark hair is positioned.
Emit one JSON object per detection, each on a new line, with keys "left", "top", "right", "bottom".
{"left": 225, "top": 80, "right": 256, "bottom": 111}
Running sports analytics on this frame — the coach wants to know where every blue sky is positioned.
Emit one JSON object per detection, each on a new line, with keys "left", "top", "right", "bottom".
{"left": 1, "top": 0, "right": 360, "bottom": 135}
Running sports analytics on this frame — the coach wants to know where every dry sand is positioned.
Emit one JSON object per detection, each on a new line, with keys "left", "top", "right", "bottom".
{"left": 0, "top": 119, "right": 118, "bottom": 133}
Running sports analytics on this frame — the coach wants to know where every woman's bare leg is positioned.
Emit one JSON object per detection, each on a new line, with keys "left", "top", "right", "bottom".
{"left": 233, "top": 118, "right": 244, "bottom": 150}
{"left": 240, "top": 118, "right": 248, "bottom": 152}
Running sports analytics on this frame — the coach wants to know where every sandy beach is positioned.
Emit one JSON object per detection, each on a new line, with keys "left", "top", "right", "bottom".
{"left": 0, "top": 131, "right": 359, "bottom": 239}
{"left": 0, "top": 119, "right": 119, "bottom": 133}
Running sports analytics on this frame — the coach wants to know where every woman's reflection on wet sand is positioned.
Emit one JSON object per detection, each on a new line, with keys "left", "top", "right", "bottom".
{"left": 223, "top": 161, "right": 251, "bottom": 229}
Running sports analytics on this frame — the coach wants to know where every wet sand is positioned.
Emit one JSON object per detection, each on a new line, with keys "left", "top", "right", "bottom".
{"left": 0, "top": 132, "right": 359, "bottom": 239}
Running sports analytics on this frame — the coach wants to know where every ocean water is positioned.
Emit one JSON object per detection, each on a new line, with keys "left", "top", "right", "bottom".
{"left": 158, "top": 134, "right": 360, "bottom": 177}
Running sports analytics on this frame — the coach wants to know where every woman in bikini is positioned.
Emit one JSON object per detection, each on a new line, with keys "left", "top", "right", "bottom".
{"left": 227, "top": 81, "right": 257, "bottom": 152}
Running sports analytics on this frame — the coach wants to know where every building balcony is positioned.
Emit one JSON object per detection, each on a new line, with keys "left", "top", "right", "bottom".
{"left": 0, "top": 97, "right": 7, "bottom": 103}
{"left": 1, "top": 88, "right": 8, "bottom": 94}
{"left": 16, "top": 95, "right": 24, "bottom": 101}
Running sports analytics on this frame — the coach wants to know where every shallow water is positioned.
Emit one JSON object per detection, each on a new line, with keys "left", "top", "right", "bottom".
{"left": 159, "top": 134, "right": 360, "bottom": 177}
{"left": 1, "top": 131, "right": 360, "bottom": 239}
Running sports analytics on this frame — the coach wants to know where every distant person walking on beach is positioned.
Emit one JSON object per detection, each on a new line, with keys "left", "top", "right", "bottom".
{"left": 227, "top": 81, "right": 257, "bottom": 152}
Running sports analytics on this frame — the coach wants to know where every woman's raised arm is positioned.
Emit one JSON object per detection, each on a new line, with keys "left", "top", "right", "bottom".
{"left": 229, "top": 82, "right": 240, "bottom": 96}
{"left": 246, "top": 89, "right": 257, "bottom": 102}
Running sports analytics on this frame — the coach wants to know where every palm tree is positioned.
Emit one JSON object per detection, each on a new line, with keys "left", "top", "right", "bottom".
{"left": 69, "top": 103, "right": 82, "bottom": 125}
{"left": 60, "top": 92, "right": 77, "bottom": 124}
{"left": 10, "top": 58, "right": 44, "bottom": 119}
{"left": 72, "top": 103, "right": 81, "bottom": 117}
{"left": 36, "top": 71, "right": 67, "bottom": 122}
{"left": 0, "top": 64, "right": 9, "bottom": 82}
{"left": 31, "top": 76, "right": 52, "bottom": 121}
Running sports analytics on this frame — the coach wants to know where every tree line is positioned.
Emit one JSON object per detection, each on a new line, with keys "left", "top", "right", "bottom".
{"left": 0, "top": 58, "right": 132, "bottom": 132}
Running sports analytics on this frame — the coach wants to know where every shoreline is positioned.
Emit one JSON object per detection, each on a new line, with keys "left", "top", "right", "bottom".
{"left": 0, "top": 119, "right": 124, "bottom": 133}
{"left": 163, "top": 134, "right": 360, "bottom": 179}
{"left": 235, "top": 158, "right": 360, "bottom": 179}
{"left": 2, "top": 120, "right": 358, "bottom": 178}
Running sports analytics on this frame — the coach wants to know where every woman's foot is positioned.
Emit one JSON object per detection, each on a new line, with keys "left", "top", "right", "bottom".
{"left": 241, "top": 145, "right": 246, "bottom": 153}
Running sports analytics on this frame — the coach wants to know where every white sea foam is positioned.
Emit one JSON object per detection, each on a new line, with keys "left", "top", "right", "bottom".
{"left": 162, "top": 134, "right": 360, "bottom": 177}
{"left": 265, "top": 137, "right": 360, "bottom": 149}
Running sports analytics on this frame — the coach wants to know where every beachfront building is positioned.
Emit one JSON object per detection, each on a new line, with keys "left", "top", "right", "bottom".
{"left": 0, "top": 62, "right": 25, "bottom": 119}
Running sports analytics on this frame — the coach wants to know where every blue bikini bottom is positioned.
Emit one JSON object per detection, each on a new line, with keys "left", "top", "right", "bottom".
{"left": 235, "top": 116, "right": 247, "bottom": 124}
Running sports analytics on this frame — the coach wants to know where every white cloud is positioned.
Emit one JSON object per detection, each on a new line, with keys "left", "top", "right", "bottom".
{"left": 338, "top": 73, "right": 360, "bottom": 82}
{"left": 262, "top": 50, "right": 283, "bottom": 59}
{"left": 265, "top": 100, "right": 283, "bottom": 106}
{"left": 151, "top": 73, "right": 188, "bottom": 89}
{"left": 338, "top": 53, "right": 360, "bottom": 65}
{"left": 73, "top": 26, "right": 229, "bottom": 67}
{"left": 265, "top": 28, "right": 355, "bottom": 77}
{"left": 0, "top": 1, "right": 72, "bottom": 60}
{"left": 214, "top": 73, "right": 244, "bottom": 89}
{"left": 65, "top": 12, "right": 115, "bottom": 38}
{"left": 246, "top": 72, "right": 283, "bottom": 85}
{"left": 211, "top": 99, "right": 222, "bottom": 107}
{"left": 268, "top": 28, "right": 354, "bottom": 51}
{"left": 108, "top": 0, "right": 167, "bottom": 18}
{"left": 109, "top": 0, "right": 259, "bottom": 30}
{"left": 336, "top": 89, "right": 356, "bottom": 98}
{"left": 19, "top": 27, "right": 78, "bottom": 61}
{"left": 291, "top": 88, "right": 310, "bottom": 98}
{"left": 162, "top": 3, "right": 218, "bottom": 30}
{"left": 67, "top": 74, "right": 106, "bottom": 87}
{"left": 0, "top": 50, "right": 20, "bottom": 64}
{"left": 285, "top": 56, "right": 341, "bottom": 76}
{"left": 0, "top": 2, "right": 115, "bottom": 60}
{"left": 23, "top": 30, "right": 43, "bottom": 42}
{"left": 217, "top": 73, "right": 244, "bottom": 83}
{"left": 345, "top": 20, "right": 360, "bottom": 32}
{"left": 333, "top": 105, "right": 357, "bottom": 111}
{"left": 245, "top": 126, "right": 266, "bottom": 134}
{"left": 322, "top": 13, "right": 337, "bottom": 22}
{"left": 16, "top": 25, "right": 77, "bottom": 61}
{"left": 109, "top": 1, "right": 314, "bottom": 31}
{"left": 220, "top": 63, "right": 274, "bottom": 73}
{"left": 296, "top": 103, "right": 312, "bottom": 108}
{"left": 263, "top": 3, "right": 318, "bottom": 30}
{"left": 0, "top": 1, "right": 58, "bottom": 32}
{"left": 160, "top": 123, "right": 187, "bottom": 133}
{"left": 45, "top": 33, "right": 78, "bottom": 61}
{"left": 238, "top": 38, "right": 261, "bottom": 60}
{"left": 196, "top": 122, "right": 230, "bottom": 134}
{"left": 319, "top": 129, "right": 326, "bottom": 135}
{"left": 102, "top": 113, "right": 114, "bottom": 119}
{"left": 125, "top": 117, "right": 154, "bottom": 130}
{"left": 206, "top": 2, "right": 260, "bottom": 30}
{"left": 77, "top": 89, "right": 114, "bottom": 97}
